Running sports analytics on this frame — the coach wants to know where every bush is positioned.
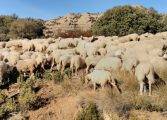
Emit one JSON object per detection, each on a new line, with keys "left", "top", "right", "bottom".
{"left": 76, "top": 102, "right": 103, "bottom": 120}
{"left": 92, "top": 5, "right": 167, "bottom": 36}
{"left": 0, "top": 14, "right": 44, "bottom": 41}
{"left": 18, "top": 79, "right": 37, "bottom": 111}
{"left": 9, "top": 19, "right": 44, "bottom": 39}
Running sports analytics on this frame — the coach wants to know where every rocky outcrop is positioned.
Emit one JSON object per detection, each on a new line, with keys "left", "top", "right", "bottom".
{"left": 44, "top": 13, "right": 101, "bottom": 38}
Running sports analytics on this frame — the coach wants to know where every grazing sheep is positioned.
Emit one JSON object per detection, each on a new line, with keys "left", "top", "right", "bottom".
{"left": 95, "top": 57, "right": 122, "bottom": 71}
{"left": 22, "top": 41, "right": 35, "bottom": 52}
{"left": 135, "top": 62, "right": 155, "bottom": 95}
{"left": 57, "top": 55, "right": 73, "bottom": 73}
{"left": 85, "top": 69, "right": 121, "bottom": 93}
{"left": 151, "top": 57, "right": 167, "bottom": 81}
{"left": 70, "top": 55, "right": 86, "bottom": 74}
{"left": 16, "top": 59, "right": 37, "bottom": 79}
{"left": 85, "top": 55, "right": 103, "bottom": 73}
{"left": 4, "top": 52, "right": 20, "bottom": 66}
{"left": 121, "top": 56, "right": 139, "bottom": 73}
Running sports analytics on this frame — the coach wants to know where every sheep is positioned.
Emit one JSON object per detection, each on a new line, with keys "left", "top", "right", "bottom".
{"left": 97, "top": 48, "right": 107, "bottom": 56}
{"left": 4, "top": 52, "right": 20, "bottom": 66}
{"left": 5, "top": 40, "right": 22, "bottom": 48}
{"left": 22, "top": 40, "right": 35, "bottom": 52}
{"left": 85, "top": 55, "right": 103, "bottom": 74}
{"left": 70, "top": 55, "right": 86, "bottom": 74}
{"left": 34, "top": 41, "right": 49, "bottom": 52}
{"left": 121, "top": 56, "right": 139, "bottom": 73}
{"left": 115, "top": 33, "right": 139, "bottom": 43}
{"left": 85, "top": 69, "right": 121, "bottom": 93}
{"left": 151, "top": 57, "right": 167, "bottom": 81}
{"left": 20, "top": 51, "right": 34, "bottom": 60}
{"left": 46, "top": 43, "right": 59, "bottom": 53}
{"left": 16, "top": 59, "right": 37, "bottom": 80}
{"left": 57, "top": 55, "right": 73, "bottom": 73}
{"left": 135, "top": 62, "right": 155, "bottom": 95}
{"left": 95, "top": 57, "right": 122, "bottom": 71}
{"left": 50, "top": 49, "right": 76, "bottom": 70}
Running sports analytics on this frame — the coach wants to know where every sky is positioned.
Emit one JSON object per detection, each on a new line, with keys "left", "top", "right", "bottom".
{"left": 0, "top": 0, "right": 167, "bottom": 20}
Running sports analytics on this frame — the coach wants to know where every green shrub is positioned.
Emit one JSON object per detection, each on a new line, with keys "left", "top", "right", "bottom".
{"left": 18, "top": 79, "right": 37, "bottom": 111}
{"left": 76, "top": 102, "right": 103, "bottom": 120}
{"left": 92, "top": 5, "right": 167, "bottom": 36}
{"left": 5, "top": 99, "right": 17, "bottom": 112}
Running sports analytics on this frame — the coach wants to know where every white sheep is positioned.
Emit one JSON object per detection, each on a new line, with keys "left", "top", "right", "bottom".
{"left": 95, "top": 57, "right": 122, "bottom": 71}
{"left": 85, "top": 69, "right": 121, "bottom": 92}
{"left": 70, "top": 55, "right": 85, "bottom": 74}
{"left": 85, "top": 55, "right": 103, "bottom": 74}
{"left": 135, "top": 62, "right": 155, "bottom": 95}
{"left": 97, "top": 48, "right": 107, "bottom": 56}
{"left": 16, "top": 59, "right": 37, "bottom": 79}
{"left": 57, "top": 54, "right": 73, "bottom": 73}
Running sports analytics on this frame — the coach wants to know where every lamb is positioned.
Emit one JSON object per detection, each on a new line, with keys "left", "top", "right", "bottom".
{"left": 95, "top": 57, "right": 122, "bottom": 71}
{"left": 70, "top": 55, "right": 86, "bottom": 74}
{"left": 85, "top": 55, "right": 103, "bottom": 73}
{"left": 85, "top": 69, "right": 121, "bottom": 93}
{"left": 135, "top": 62, "right": 155, "bottom": 95}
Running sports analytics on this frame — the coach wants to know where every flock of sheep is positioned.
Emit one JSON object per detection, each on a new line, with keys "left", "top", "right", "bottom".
{"left": 1, "top": 32, "right": 167, "bottom": 95}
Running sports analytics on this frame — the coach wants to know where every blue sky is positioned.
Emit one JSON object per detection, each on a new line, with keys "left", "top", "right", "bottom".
{"left": 0, "top": 0, "right": 167, "bottom": 20}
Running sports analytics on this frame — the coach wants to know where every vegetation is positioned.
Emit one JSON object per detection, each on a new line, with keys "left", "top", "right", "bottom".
{"left": 0, "top": 14, "right": 44, "bottom": 41}
{"left": 76, "top": 102, "right": 103, "bottom": 120}
{"left": 92, "top": 5, "right": 167, "bottom": 36}
{"left": 18, "top": 79, "right": 37, "bottom": 111}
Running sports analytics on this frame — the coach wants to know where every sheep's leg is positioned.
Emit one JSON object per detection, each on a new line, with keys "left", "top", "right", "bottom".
{"left": 143, "top": 84, "right": 147, "bottom": 93}
{"left": 93, "top": 83, "right": 96, "bottom": 91}
{"left": 70, "top": 65, "right": 74, "bottom": 75}
{"left": 61, "top": 65, "right": 65, "bottom": 74}
{"left": 148, "top": 81, "right": 152, "bottom": 96}
{"left": 139, "top": 82, "right": 144, "bottom": 95}
{"left": 86, "top": 65, "right": 90, "bottom": 74}
{"left": 75, "top": 67, "right": 78, "bottom": 76}
{"left": 51, "top": 60, "right": 55, "bottom": 71}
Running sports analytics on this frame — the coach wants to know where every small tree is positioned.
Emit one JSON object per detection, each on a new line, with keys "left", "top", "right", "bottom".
{"left": 92, "top": 5, "right": 166, "bottom": 37}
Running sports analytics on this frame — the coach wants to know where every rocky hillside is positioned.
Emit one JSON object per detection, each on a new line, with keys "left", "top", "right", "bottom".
{"left": 44, "top": 13, "right": 101, "bottom": 38}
